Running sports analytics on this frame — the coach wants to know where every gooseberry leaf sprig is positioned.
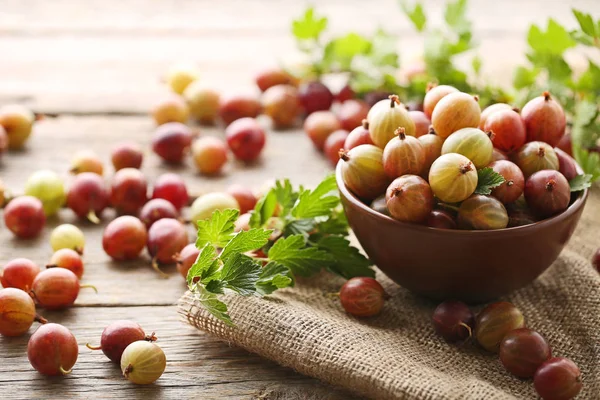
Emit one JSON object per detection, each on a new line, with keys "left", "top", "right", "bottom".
{"left": 188, "top": 175, "right": 373, "bottom": 326}
{"left": 474, "top": 168, "right": 505, "bottom": 195}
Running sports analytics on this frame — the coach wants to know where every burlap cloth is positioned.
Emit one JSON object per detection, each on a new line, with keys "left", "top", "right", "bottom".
{"left": 178, "top": 189, "right": 600, "bottom": 400}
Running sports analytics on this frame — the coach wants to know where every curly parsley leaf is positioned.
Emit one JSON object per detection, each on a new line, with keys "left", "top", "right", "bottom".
{"left": 569, "top": 174, "right": 593, "bottom": 192}
{"left": 474, "top": 168, "right": 506, "bottom": 195}
{"left": 196, "top": 209, "right": 239, "bottom": 248}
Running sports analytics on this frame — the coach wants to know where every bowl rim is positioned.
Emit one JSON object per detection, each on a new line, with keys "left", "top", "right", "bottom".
{"left": 335, "top": 161, "right": 590, "bottom": 237}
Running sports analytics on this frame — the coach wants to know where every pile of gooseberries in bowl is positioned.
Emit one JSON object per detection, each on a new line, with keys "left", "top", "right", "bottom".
{"left": 336, "top": 87, "right": 589, "bottom": 302}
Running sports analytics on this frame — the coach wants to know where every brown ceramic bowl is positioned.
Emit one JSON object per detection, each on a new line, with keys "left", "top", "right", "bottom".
{"left": 336, "top": 163, "right": 589, "bottom": 303}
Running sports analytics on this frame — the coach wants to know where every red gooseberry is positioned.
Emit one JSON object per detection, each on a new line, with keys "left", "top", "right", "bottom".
{"left": 226, "top": 185, "right": 258, "bottom": 214}
{"left": 426, "top": 210, "right": 456, "bottom": 229}
{"left": 479, "top": 103, "right": 513, "bottom": 129}
{"left": 475, "top": 301, "right": 525, "bottom": 352}
{"left": 261, "top": 84, "right": 301, "bottom": 129}
{"left": 344, "top": 120, "right": 373, "bottom": 151}
{"left": 385, "top": 175, "right": 433, "bottom": 223}
{"left": 324, "top": 130, "right": 349, "bottom": 167}
{"left": 592, "top": 249, "right": 599, "bottom": 273}
{"left": 336, "top": 99, "right": 369, "bottom": 132}
{"left": 86, "top": 320, "right": 157, "bottom": 363}
{"left": 152, "top": 173, "right": 189, "bottom": 210}
{"left": 489, "top": 160, "right": 525, "bottom": 204}
{"left": 521, "top": 91, "right": 566, "bottom": 147}
{"left": 255, "top": 68, "right": 298, "bottom": 92}
{"left": 382, "top": 128, "right": 425, "bottom": 179}
{"left": 524, "top": 170, "right": 570, "bottom": 218}
{"left": 457, "top": 195, "right": 509, "bottom": 230}
{"left": 339, "top": 277, "right": 388, "bottom": 317}
{"left": 512, "top": 141, "right": 559, "bottom": 178}
{"left": 102, "top": 216, "right": 148, "bottom": 261}
{"left": 139, "top": 198, "right": 179, "bottom": 229}
{"left": 533, "top": 357, "right": 582, "bottom": 400}
{"left": 70, "top": 150, "right": 104, "bottom": 176}
{"left": 483, "top": 108, "right": 526, "bottom": 153}
{"left": 431, "top": 92, "right": 481, "bottom": 140}
{"left": 499, "top": 328, "right": 551, "bottom": 378}
{"left": 432, "top": 300, "right": 475, "bottom": 342}
{"left": 111, "top": 142, "right": 143, "bottom": 171}
{"left": 555, "top": 148, "right": 578, "bottom": 181}
{"left": 1, "top": 258, "right": 40, "bottom": 291}
{"left": 175, "top": 243, "right": 200, "bottom": 279}
{"left": 335, "top": 84, "right": 355, "bottom": 103}
{"left": 298, "top": 81, "right": 334, "bottom": 115}
{"left": 423, "top": 84, "right": 459, "bottom": 119}
{"left": 0, "top": 288, "right": 46, "bottom": 336}
{"left": 304, "top": 110, "right": 341, "bottom": 150}
{"left": 32, "top": 268, "right": 96, "bottom": 310}
{"left": 110, "top": 168, "right": 148, "bottom": 215}
{"left": 408, "top": 110, "right": 431, "bottom": 137}
{"left": 66, "top": 172, "right": 110, "bottom": 223}
{"left": 218, "top": 94, "right": 262, "bottom": 126}
{"left": 4, "top": 196, "right": 46, "bottom": 239}
{"left": 151, "top": 122, "right": 193, "bottom": 163}
{"left": 191, "top": 137, "right": 229, "bottom": 175}
{"left": 47, "top": 249, "right": 84, "bottom": 279}
{"left": 418, "top": 127, "right": 444, "bottom": 177}
{"left": 28, "top": 323, "right": 78, "bottom": 376}
{"left": 556, "top": 133, "right": 573, "bottom": 157}
{"left": 147, "top": 218, "right": 188, "bottom": 275}
{"left": 225, "top": 117, "right": 266, "bottom": 162}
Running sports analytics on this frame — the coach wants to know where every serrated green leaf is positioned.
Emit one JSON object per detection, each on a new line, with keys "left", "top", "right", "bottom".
{"left": 249, "top": 189, "right": 277, "bottom": 228}
{"left": 527, "top": 20, "right": 576, "bottom": 56}
{"left": 196, "top": 209, "right": 239, "bottom": 249}
{"left": 292, "top": 7, "right": 328, "bottom": 41}
{"left": 268, "top": 234, "right": 333, "bottom": 276}
{"left": 570, "top": 30, "right": 596, "bottom": 46}
{"left": 571, "top": 100, "right": 599, "bottom": 148}
{"left": 283, "top": 218, "right": 315, "bottom": 238}
{"left": 573, "top": 147, "right": 600, "bottom": 182}
{"left": 444, "top": 0, "right": 469, "bottom": 33}
{"left": 369, "top": 29, "right": 400, "bottom": 68}
{"left": 187, "top": 245, "right": 219, "bottom": 286}
{"left": 573, "top": 9, "right": 597, "bottom": 38}
{"left": 273, "top": 179, "right": 297, "bottom": 218}
{"left": 513, "top": 66, "right": 539, "bottom": 89}
{"left": 474, "top": 167, "right": 506, "bottom": 195}
{"left": 219, "top": 253, "right": 262, "bottom": 296}
{"left": 315, "top": 235, "right": 374, "bottom": 279}
{"left": 575, "top": 62, "right": 600, "bottom": 93}
{"left": 472, "top": 55, "right": 482, "bottom": 75}
{"left": 220, "top": 229, "right": 272, "bottom": 264}
{"left": 399, "top": 1, "right": 427, "bottom": 32}
{"left": 191, "top": 284, "right": 233, "bottom": 327}
{"left": 256, "top": 262, "right": 294, "bottom": 295}
{"left": 315, "top": 209, "right": 349, "bottom": 235}
{"left": 323, "top": 33, "right": 372, "bottom": 71}
{"left": 569, "top": 174, "right": 593, "bottom": 192}
{"left": 292, "top": 174, "right": 339, "bottom": 219}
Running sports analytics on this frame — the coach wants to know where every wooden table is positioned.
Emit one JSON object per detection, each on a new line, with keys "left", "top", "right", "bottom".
{"left": 0, "top": 1, "right": 597, "bottom": 399}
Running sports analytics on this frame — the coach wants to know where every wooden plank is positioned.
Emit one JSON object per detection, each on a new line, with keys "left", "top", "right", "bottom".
{"left": 0, "top": 305, "right": 358, "bottom": 400}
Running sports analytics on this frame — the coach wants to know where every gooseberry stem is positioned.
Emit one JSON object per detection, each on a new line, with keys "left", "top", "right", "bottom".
{"left": 35, "top": 314, "right": 48, "bottom": 324}
{"left": 151, "top": 258, "right": 170, "bottom": 279}
{"left": 459, "top": 162, "right": 473, "bottom": 174}
{"left": 543, "top": 91, "right": 551, "bottom": 101}
{"left": 394, "top": 127, "right": 406, "bottom": 139}
{"left": 389, "top": 94, "right": 400, "bottom": 108}
{"left": 361, "top": 119, "right": 369, "bottom": 129}
{"left": 145, "top": 332, "right": 158, "bottom": 342}
{"left": 458, "top": 322, "right": 473, "bottom": 338}
{"left": 338, "top": 149, "right": 350, "bottom": 162}
{"left": 86, "top": 343, "right": 102, "bottom": 351}
{"left": 87, "top": 210, "right": 100, "bottom": 224}
{"left": 545, "top": 180, "right": 556, "bottom": 191}
{"left": 59, "top": 366, "right": 72, "bottom": 375}
{"left": 123, "top": 364, "right": 133, "bottom": 378}
{"left": 80, "top": 284, "right": 98, "bottom": 293}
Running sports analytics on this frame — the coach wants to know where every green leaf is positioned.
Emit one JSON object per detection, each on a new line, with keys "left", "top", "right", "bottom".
{"left": 571, "top": 100, "right": 599, "bottom": 148}
{"left": 249, "top": 189, "right": 277, "bottom": 228}
{"left": 315, "top": 235, "right": 374, "bottom": 279}
{"left": 187, "top": 245, "right": 219, "bottom": 286}
{"left": 273, "top": 179, "right": 298, "bottom": 218}
{"left": 268, "top": 234, "right": 333, "bottom": 276}
{"left": 573, "top": 147, "right": 600, "bottom": 182}
{"left": 219, "top": 229, "right": 272, "bottom": 264}
{"left": 196, "top": 209, "right": 239, "bottom": 249}
{"left": 573, "top": 9, "right": 597, "bottom": 38}
{"left": 292, "top": 174, "right": 339, "bottom": 218}
{"left": 474, "top": 167, "right": 506, "bottom": 195}
{"left": 513, "top": 66, "right": 539, "bottom": 89}
{"left": 569, "top": 174, "right": 593, "bottom": 192}
{"left": 315, "top": 208, "right": 349, "bottom": 235}
{"left": 283, "top": 218, "right": 316, "bottom": 238}
{"left": 575, "top": 61, "right": 600, "bottom": 93}
{"left": 472, "top": 55, "right": 482, "bottom": 75}
{"left": 219, "top": 253, "right": 262, "bottom": 296}
{"left": 527, "top": 19, "right": 576, "bottom": 56}
{"left": 256, "top": 262, "right": 294, "bottom": 295}
{"left": 292, "top": 7, "right": 328, "bottom": 41}
{"left": 399, "top": 1, "right": 427, "bottom": 32}
{"left": 444, "top": 0, "right": 470, "bottom": 33}
{"left": 369, "top": 29, "right": 400, "bottom": 68}
{"left": 191, "top": 284, "right": 234, "bottom": 327}
{"left": 323, "top": 33, "right": 372, "bottom": 71}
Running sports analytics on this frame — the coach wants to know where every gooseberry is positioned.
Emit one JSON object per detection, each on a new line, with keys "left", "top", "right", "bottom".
{"left": 190, "top": 192, "right": 239, "bottom": 222}
{"left": 368, "top": 95, "right": 415, "bottom": 148}
{"left": 226, "top": 185, "right": 257, "bottom": 214}
{"left": 304, "top": 110, "right": 341, "bottom": 150}
{"left": 428, "top": 154, "right": 478, "bottom": 203}
{"left": 152, "top": 173, "right": 189, "bottom": 210}
{"left": 152, "top": 122, "right": 193, "bottom": 163}
{"left": 344, "top": 120, "right": 373, "bottom": 150}
{"left": 47, "top": 249, "right": 84, "bottom": 279}
{"left": 426, "top": 210, "right": 457, "bottom": 229}
{"left": 0, "top": 104, "right": 35, "bottom": 149}
{"left": 408, "top": 110, "right": 430, "bottom": 137}
{"left": 139, "top": 199, "right": 178, "bottom": 228}
{"left": 147, "top": 218, "right": 188, "bottom": 268}
{"left": 364, "top": 91, "right": 392, "bottom": 107}
{"left": 151, "top": 94, "right": 189, "bottom": 125}
{"left": 592, "top": 249, "right": 599, "bottom": 272}
{"left": 339, "top": 277, "right": 387, "bottom": 317}
{"left": 66, "top": 172, "right": 110, "bottom": 223}
{"left": 0, "top": 178, "right": 5, "bottom": 207}
{"left": 298, "top": 81, "right": 333, "bottom": 115}
{"left": 32, "top": 268, "right": 95, "bottom": 310}
{"left": 370, "top": 195, "right": 389, "bottom": 216}
{"left": 0, "top": 125, "right": 7, "bottom": 155}
{"left": 110, "top": 168, "right": 148, "bottom": 215}
{"left": 521, "top": 91, "right": 566, "bottom": 147}
{"left": 382, "top": 128, "right": 426, "bottom": 178}
{"left": 261, "top": 84, "right": 301, "bottom": 129}
{"left": 489, "top": 160, "right": 525, "bottom": 204}
{"left": 556, "top": 133, "right": 573, "bottom": 157}
{"left": 218, "top": 94, "right": 261, "bottom": 126}
{"left": 121, "top": 341, "right": 167, "bottom": 385}
{"left": 111, "top": 142, "right": 143, "bottom": 171}
{"left": 457, "top": 195, "right": 509, "bottom": 230}
{"left": 324, "top": 130, "right": 349, "bottom": 167}
{"left": 225, "top": 117, "right": 266, "bottom": 162}
{"left": 335, "top": 84, "right": 355, "bottom": 103}
{"left": 431, "top": 92, "right": 481, "bottom": 139}
{"left": 28, "top": 323, "right": 78, "bottom": 376}
{"left": 336, "top": 100, "right": 369, "bottom": 132}
{"left": 50, "top": 224, "right": 85, "bottom": 254}
{"left": 24, "top": 170, "right": 66, "bottom": 216}
{"left": 534, "top": 357, "right": 582, "bottom": 400}
{"left": 492, "top": 148, "right": 508, "bottom": 161}
{"left": 183, "top": 82, "right": 220, "bottom": 124}
{"left": 338, "top": 145, "right": 390, "bottom": 201}
{"left": 478, "top": 103, "right": 513, "bottom": 129}
{"left": 165, "top": 63, "right": 199, "bottom": 94}
{"left": 4, "top": 196, "right": 46, "bottom": 239}
{"left": 1, "top": 259, "right": 40, "bottom": 291}
{"left": 441, "top": 128, "right": 493, "bottom": 168}
{"left": 418, "top": 128, "right": 444, "bottom": 176}
{"left": 102, "top": 216, "right": 148, "bottom": 261}
{"left": 87, "top": 320, "right": 157, "bottom": 363}
{"left": 432, "top": 300, "right": 475, "bottom": 342}
{"left": 191, "top": 137, "right": 229, "bottom": 175}
{"left": 255, "top": 68, "right": 298, "bottom": 92}
{"left": 0, "top": 288, "right": 45, "bottom": 336}
{"left": 234, "top": 213, "right": 252, "bottom": 232}
{"left": 512, "top": 141, "right": 559, "bottom": 178}
{"left": 175, "top": 243, "right": 200, "bottom": 279}
{"left": 483, "top": 109, "right": 526, "bottom": 153}
{"left": 385, "top": 175, "right": 433, "bottom": 223}
{"left": 499, "top": 328, "right": 551, "bottom": 378}
{"left": 474, "top": 301, "right": 525, "bottom": 352}
{"left": 423, "top": 84, "right": 459, "bottom": 119}
{"left": 524, "top": 170, "right": 570, "bottom": 218}
{"left": 555, "top": 148, "right": 578, "bottom": 181}
{"left": 70, "top": 150, "right": 104, "bottom": 176}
